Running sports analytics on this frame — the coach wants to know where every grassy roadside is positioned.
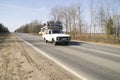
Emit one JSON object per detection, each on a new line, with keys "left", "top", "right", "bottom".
{"left": 0, "top": 33, "right": 10, "bottom": 43}
{"left": 0, "top": 33, "right": 80, "bottom": 80}
{"left": 70, "top": 33, "right": 120, "bottom": 45}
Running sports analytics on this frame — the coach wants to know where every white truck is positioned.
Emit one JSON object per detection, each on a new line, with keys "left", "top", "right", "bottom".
{"left": 42, "top": 21, "right": 71, "bottom": 45}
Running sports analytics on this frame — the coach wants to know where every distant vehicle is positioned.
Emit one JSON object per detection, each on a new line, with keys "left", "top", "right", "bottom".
{"left": 42, "top": 20, "right": 71, "bottom": 45}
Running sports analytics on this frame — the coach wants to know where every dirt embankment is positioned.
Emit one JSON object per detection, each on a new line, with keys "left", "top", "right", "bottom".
{"left": 0, "top": 34, "right": 80, "bottom": 80}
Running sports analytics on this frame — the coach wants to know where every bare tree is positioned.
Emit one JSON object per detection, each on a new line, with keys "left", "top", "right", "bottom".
{"left": 51, "top": 7, "right": 63, "bottom": 21}
{"left": 62, "top": 7, "right": 69, "bottom": 33}
{"left": 50, "top": 3, "right": 85, "bottom": 40}
{"left": 89, "top": 0, "right": 94, "bottom": 40}
{"left": 76, "top": 4, "right": 83, "bottom": 37}
{"left": 97, "top": 5, "right": 106, "bottom": 33}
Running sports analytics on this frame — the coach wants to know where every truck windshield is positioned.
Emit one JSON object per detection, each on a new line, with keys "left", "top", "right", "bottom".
{"left": 52, "top": 30, "right": 62, "bottom": 34}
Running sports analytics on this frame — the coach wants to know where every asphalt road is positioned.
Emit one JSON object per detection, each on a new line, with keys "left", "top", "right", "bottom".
{"left": 15, "top": 33, "right": 120, "bottom": 80}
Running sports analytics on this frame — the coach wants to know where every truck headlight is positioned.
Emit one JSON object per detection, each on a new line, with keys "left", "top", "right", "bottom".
{"left": 57, "top": 37, "right": 60, "bottom": 40}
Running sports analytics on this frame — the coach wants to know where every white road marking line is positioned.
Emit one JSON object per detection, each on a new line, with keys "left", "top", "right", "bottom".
{"left": 17, "top": 36, "right": 88, "bottom": 80}
{"left": 72, "top": 46, "right": 120, "bottom": 58}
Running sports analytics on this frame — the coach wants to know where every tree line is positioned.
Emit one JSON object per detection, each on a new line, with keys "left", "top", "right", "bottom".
{"left": 15, "top": 0, "right": 120, "bottom": 43}
{"left": 50, "top": 0, "right": 120, "bottom": 43}
{"left": 0, "top": 23, "right": 9, "bottom": 33}
{"left": 51, "top": 0, "right": 120, "bottom": 35}
{"left": 15, "top": 20, "right": 42, "bottom": 33}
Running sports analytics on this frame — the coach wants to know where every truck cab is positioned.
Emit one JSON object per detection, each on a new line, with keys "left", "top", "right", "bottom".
{"left": 43, "top": 29, "right": 71, "bottom": 45}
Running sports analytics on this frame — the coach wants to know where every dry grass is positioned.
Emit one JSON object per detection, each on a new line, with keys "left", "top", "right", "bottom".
{"left": 70, "top": 33, "right": 120, "bottom": 45}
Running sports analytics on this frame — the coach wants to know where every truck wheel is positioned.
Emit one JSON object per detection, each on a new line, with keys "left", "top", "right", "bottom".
{"left": 44, "top": 38, "right": 48, "bottom": 43}
{"left": 44, "top": 38, "right": 45, "bottom": 40}
{"left": 52, "top": 39, "right": 57, "bottom": 45}
{"left": 45, "top": 40, "right": 48, "bottom": 43}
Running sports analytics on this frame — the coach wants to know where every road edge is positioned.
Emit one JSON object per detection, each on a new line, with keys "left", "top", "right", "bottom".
{"left": 16, "top": 36, "right": 88, "bottom": 80}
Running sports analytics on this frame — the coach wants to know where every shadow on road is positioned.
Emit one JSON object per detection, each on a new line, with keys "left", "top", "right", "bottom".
{"left": 57, "top": 41, "right": 85, "bottom": 46}
{"left": 21, "top": 38, "right": 85, "bottom": 47}
{"left": 69, "top": 41, "right": 84, "bottom": 46}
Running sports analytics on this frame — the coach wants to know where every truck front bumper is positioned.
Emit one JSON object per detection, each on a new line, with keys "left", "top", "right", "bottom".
{"left": 56, "top": 40, "right": 70, "bottom": 43}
